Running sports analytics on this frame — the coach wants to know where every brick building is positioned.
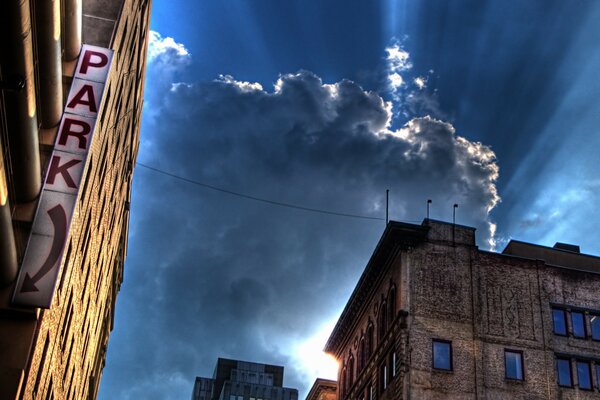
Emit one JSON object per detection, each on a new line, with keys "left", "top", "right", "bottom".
{"left": 0, "top": 0, "right": 151, "bottom": 398}
{"left": 191, "top": 358, "right": 299, "bottom": 400}
{"left": 305, "top": 378, "right": 337, "bottom": 400}
{"left": 324, "top": 219, "right": 600, "bottom": 399}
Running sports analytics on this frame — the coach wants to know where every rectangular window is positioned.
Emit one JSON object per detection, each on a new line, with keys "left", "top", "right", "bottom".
{"left": 590, "top": 314, "right": 600, "bottom": 341}
{"left": 552, "top": 308, "right": 567, "bottom": 336}
{"left": 596, "top": 365, "right": 600, "bottom": 392}
{"left": 576, "top": 361, "right": 592, "bottom": 390}
{"left": 571, "top": 312, "right": 586, "bottom": 338}
{"left": 556, "top": 358, "right": 572, "bottom": 387}
{"left": 369, "top": 385, "right": 374, "bottom": 400}
{"left": 432, "top": 340, "right": 452, "bottom": 371}
{"left": 390, "top": 351, "right": 397, "bottom": 379}
{"left": 380, "top": 363, "right": 388, "bottom": 392}
{"left": 505, "top": 350, "right": 524, "bottom": 380}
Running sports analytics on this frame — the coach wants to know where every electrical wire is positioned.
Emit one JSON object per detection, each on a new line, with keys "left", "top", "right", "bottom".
{"left": 137, "top": 162, "right": 386, "bottom": 221}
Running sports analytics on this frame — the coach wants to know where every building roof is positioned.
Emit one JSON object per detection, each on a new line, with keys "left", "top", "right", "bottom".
{"left": 502, "top": 239, "right": 600, "bottom": 274}
{"left": 323, "top": 220, "right": 428, "bottom": 355}
{"left": 305, "top": 378, "right": 337, "bottom": 400}
{"left": 324, "top": 219, "right": 600, "bottom": 356}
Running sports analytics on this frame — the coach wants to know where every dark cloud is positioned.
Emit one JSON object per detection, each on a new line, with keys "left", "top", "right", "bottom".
{"left": 100, "top": 33, "right": 499, "bottom": 399}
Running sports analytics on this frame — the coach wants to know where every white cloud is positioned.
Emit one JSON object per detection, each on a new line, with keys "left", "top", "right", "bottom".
{"left": 385, "top": 41, "right": 412, "bottom": 93}
{"left": 148, "top": 30, "right": 190, "bottom": 62}
{"left": 218, "top": 75, "right": 263, "bottom": 92}
{"left": 414, "top": 76, "right": 426, "bottom": 89}
{"left": 104, "top": 32, "right": 501, "bottom": 400}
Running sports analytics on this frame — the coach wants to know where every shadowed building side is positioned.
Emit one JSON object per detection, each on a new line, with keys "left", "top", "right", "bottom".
{"left": 0, "top": 0, "right": 151, "bottom": 398}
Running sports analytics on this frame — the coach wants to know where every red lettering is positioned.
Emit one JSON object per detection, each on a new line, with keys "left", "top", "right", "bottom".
{"left": 79, "top": 50, "right": 109, "bottom": 74}
{"left": 67, "top": 85, "right": 98, "bottom": 113}
{"left": 58, "top": 118, "right": 91, "bottom": 150}
{"left": 46, "top": 156, "right": 82, "bottom": 188}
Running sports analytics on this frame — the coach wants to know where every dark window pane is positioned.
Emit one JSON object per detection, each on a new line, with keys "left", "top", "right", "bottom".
{"left": 505, "top": 351, "right": 524, "bottom": 380}
{"left": 552, "top": 309, "right": 567, "bottom": 335}
{"left": 591, "top": 314, "right": 600, "bottom": 340}
{"left": 557, "top": 358, "right": 572, "bottom": 387}
{"left": 433, "top": 340, "right": 451, "bottom": 370}
{"left": 596, "top": 365, "right": 600, "bottom": 392}
{"left": 577, "top": 361, "right": 592, "bottom": 390}
{"left": 571, "top": 312, "right": 586, "bottom": 338}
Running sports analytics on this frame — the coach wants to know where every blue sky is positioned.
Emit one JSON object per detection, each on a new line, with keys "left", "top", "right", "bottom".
{"left": 99, "top": 1, "right": 600, "bottom": 399}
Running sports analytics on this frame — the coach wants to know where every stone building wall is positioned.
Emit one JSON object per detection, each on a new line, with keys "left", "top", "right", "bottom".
{"left": 327, "top": 219, "right": 600, "bottom": 400}
{"left": 17, "top": 1, "right": 151, "bottom": 399}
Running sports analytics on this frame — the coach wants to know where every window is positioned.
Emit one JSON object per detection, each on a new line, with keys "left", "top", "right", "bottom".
{"left": 552, "top": 308, "right": 567, "bottom": 336}
{"left": 368, "top": 385, "right": 374, "bottom": 400}
{"left": 379, "top": 363, "right": 388, "bottom": 392}
{"left": 571, "top": 312, "right": 586, "bottom": 338}
{"left": 388, "top": 286, "right": 396, "bottom": 324}
{"left": 504, "top": 350, "right": 524, "bottom": 380}
{"left": 366, "top": 323, "right": 374, "bottom": 361}
{"left": 432, "top": 340, "right": 452, "bottom": 371}
{"left": 341, "top": 366, "right": 347, "bottom": 399}
{"left": 379, "top": 302, "right": 388, "bottom": 341}
{"left": 596, "top": 365, "right": 600, "bottom": 392}
{"left": 359, "top": 338, "right": 366, "bottom": 372}
{"left": 348, "top": 354, "right": 355, "bottom": 388}
{"left": 576, "top": 361, "right": 592, "bottom": 390}
{"left": 390, "top": 351, "right": 397, "bottom": 379}
{"left": 556, "top": 358, "right": 572, "bottom": 387}
{"left": 590, "top": 314, "right": 600, "bottom": 341}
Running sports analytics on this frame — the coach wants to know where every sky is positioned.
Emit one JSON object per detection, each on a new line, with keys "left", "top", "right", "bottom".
{"left": 98, "top": 1, "right": 600, "bottom": 399}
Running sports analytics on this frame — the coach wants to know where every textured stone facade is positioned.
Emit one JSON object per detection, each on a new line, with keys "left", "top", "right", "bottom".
{"left": 305, "top": 378, "right": 337, "bottom": 400}
{"left": 325, "top": 219, "right": 600, "bottom": 400}
{"left": 0, "top": 0, "right": 151, "bottom": 399}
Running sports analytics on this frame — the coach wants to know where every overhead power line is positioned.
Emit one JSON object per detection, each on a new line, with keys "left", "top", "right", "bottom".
{"left": 137, "top": 162, "right": 385, "bottom": 221}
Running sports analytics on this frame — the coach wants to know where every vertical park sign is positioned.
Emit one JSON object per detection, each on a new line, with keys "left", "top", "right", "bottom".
{"left": 13, "top": 45, "right": 113, "bottom": 308}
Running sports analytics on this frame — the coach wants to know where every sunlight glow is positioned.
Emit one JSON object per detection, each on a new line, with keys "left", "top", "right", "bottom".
{"left": 294, "top": 319, "right": 339, "bottom": 381}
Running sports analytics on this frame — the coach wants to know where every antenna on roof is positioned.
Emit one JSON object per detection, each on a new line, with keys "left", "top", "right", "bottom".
{"left": 427, "top": 199, "right": 432, "bottom": 219}
{"left": 453, "top": 203, "right": 458, "bottom": 225}
{"left": 452, "top": 203, "right": 459, "bottom": 245}
{"left": 386, "top": 189, "right": 389, "bottom": 224}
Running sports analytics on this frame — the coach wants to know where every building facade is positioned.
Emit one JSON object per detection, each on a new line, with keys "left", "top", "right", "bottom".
{"left": 305, "top": 378, "right": 337, "bottom": 400}
{"left": 0, "top": 0, "right": 151, "bottom": 398}
{"left": 324, "top": 219, "right": 600, "bottom": 399}
{"left": 192, "top": 358, "right": 299, "bottom": 400}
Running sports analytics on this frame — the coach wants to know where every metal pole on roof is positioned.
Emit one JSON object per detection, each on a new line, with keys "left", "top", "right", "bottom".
{"left": 386, "top": 189, "right": 389, "bottom": 224}
{"left": 427, "top": 199, "right": 432, "bottom": 219}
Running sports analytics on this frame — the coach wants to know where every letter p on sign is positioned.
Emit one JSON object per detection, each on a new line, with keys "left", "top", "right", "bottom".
{"left": 75, "top": 45, "right": 113, "bottom": 83}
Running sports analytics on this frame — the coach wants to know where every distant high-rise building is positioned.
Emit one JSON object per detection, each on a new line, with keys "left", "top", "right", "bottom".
{"left": 324, "top": 219, "right": 600, "bottom": 399}
{"left": 192, "top": 358, "right": 299, "bottom": 400}
{"left": 0, "top": 0, "right": 151, "bottom": 398}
